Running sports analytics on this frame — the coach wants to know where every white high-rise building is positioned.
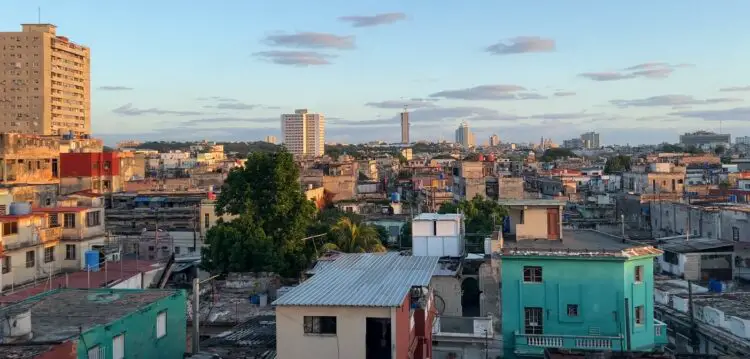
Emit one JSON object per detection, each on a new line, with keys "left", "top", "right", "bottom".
{"left": 400, "top": 110, "right": 410, "bottom": 144}
{"left": 455, "top": 121, "right": 475, "bottom": 148}
{"left": 281, "top": 109, "right": 325, "bottom": 157}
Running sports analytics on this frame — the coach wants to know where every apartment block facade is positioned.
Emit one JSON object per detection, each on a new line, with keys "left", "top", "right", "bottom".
{"left": 281, "top": 109, "right": 325, "bottom": 157}
{"left": 501, "top": 246, "right": 667, "bottom": 358}
{"left": 0, "top": 24, "right": 90, "bottom": 136}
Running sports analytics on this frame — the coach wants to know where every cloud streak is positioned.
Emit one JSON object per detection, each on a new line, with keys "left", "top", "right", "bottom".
{"left": 720, "top": 86, "right": 750, "bottom": 92}
{"left": 254, "top": 51, "right": 334, "bottom": 66}
{"left": 429, "top": 85, "right": 547, "bottom": 101}
{"left": 263, "top": 32, "right": 355, "bottom": 50}
{"left": 670, "top": 106, "right": 750, "bottom": 122}
{"left": 365, "top": 98, "right": 438, "bottom": 109}
{"left": 611, "top": 94, "right": 742, "bottom": 108}
{"left": 112, "top": 103, "right": 204, "bottom": 117}
{"left": 98, "top": 86, "right": 133, "bottom": 91}
{"left": 485, "top": 36, "right": 556, "bottom": 55}
{"left": 579, "top": 62, "right": 693, "bottom": 82}
{"left": 554, "top": 91, "right": 576, "bottom": 97}
{"left": 338, "top": 13, "right": 406, "bottom": 27}
{"left": 181, "top": 117, "right": 277, "bottom": 126}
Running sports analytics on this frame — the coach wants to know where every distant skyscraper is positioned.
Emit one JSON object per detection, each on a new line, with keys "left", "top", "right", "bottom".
{"left": 0, "top": 24, "right": 91, "bottom": 135}
{"left": 580, "top": 132, "right": 601, "bottom": 149}
{"left": 264, "top": 135, "right": 277, "bottom": 144}
{"left": 454, "top": 121, "right": 475, "bottom": 148}
{"left": 281, "top": 109, "right": 325, "bottom": 157}
{"left": 400, "top": 109, "right": 410, "bottom": 144}
{"left": 489, "top": 134, "right": 500, "bottom": 147}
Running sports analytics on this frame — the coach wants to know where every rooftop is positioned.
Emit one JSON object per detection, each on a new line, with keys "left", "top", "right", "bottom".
{"left": 0, "top": 344, "right": 60, "bottom": 359}
{"left": 498, "top": 199, "right": 566, "bottom": 207}
{"left": 678, "top": 292, "right": 750, "bottom": 321}
{"left": 0, "top": 259, "right": 162, "bottom": 304}
{"left": 413, "top": 213, "right": 462, "bottom": 221}
{"left": 502, "top": 229, "right": 662, "bottom": 258}
{"left": 0, "top": 288, "right": 179, "bottom": 343}
{"left": 194, "top": 315, "right": 277, "bottom": 359}
{"left": 273, "top": 252, "right": 439, "bottom": 307}
{"left": 659, "top": 237, "right": 734, "bottom": 253}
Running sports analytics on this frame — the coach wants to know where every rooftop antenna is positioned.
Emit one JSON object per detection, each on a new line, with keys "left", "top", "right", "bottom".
{"left": 37, "top": 7, "right": 41, "bottom": 24}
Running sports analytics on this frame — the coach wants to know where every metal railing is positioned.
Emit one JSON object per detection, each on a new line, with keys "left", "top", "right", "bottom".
{"left": 655, "top": 318, "right": 668, "bottom": 345}
{"left": 39, "top": 227, "right": 63, "bottom": 243}
{"left": 433, "top": 316, "right": 493, "bottom": 338}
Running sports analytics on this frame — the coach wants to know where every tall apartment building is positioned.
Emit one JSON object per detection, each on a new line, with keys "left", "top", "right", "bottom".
{"left": 281, "top": 109, "right": 325, "bottom": 157}
{"left": 454, "top": 121, "right": 475, "bottom": 148}
{"left": 0, "top": 24, "right": 91, "bottom": 136}
{"left": 580, "top": 131, "right": 600, "bottom": 149}
{"left": 400, "top": 110, "right": 409, "bottom": 144}
{"left": 489, "top": 134, "right": 500, "bottom": 147}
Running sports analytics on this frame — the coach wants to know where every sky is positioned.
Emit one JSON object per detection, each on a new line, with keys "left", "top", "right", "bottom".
{"left": 3, "top": 1, "right": 750, "bottom": 145}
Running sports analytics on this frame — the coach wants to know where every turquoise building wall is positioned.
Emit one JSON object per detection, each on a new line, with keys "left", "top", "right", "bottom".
{"left": 76, "top": 289, "right": 187, "bottom": 359}
{"left": 501, "top": 254, "right": 658, "bottom": 358}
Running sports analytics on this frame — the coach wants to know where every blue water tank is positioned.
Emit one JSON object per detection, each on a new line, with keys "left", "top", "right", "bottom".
{"left": 8, "top": 202, "right": 31, "bottom": 216}
{"left": 85, "top": 251, "right": 100, "bottom": 272}
{"left": 438, "top": 173, "right": 444, "bottom": 180}
{"left": 391, "top": 192, "right": 401, "bottom": 203}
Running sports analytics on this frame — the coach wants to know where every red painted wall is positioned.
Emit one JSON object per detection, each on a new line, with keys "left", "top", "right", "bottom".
{"left": 37, "top": 341, "right": 77, "bottom": 359}
{"left": 394, "top": 293, "right": 433, "bottom": 359}
{"left": 60, "top": 152, "right": 121, "bottom": 178}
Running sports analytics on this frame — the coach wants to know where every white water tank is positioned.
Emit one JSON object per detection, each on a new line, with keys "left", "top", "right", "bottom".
{"left": 0, "top": 309, "right": 32, "bottom": 343}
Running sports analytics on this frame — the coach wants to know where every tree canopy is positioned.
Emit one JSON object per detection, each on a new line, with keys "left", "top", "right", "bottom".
{"left": 322, "top": 218, "right": 386, "bottom": 253}
{"left": 202, "top": 150, "right": 316, "bottom": 277}
{"left": 539, "top": 148, "right": 576, "bottom": 162}
{"left": 438, "top": 196, "right": 508, "bottom": 235}
{"left": 604, "top": 155, "right": 632, "bottom": 174}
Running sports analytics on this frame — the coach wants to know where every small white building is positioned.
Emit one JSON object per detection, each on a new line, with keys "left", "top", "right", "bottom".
{"left": 411, "top": 213, "right": 464, "bottom": 257}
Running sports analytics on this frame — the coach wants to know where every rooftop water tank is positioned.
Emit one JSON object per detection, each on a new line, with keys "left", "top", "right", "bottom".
{"left": 85, "top": 250, "right": 100, "bottom": 272}
{"left": 0, "top": 309, "right": 32, "bottom": 343}
{"left": 391, "top": 192, "right": 401, "bottom": 203}
{"left": 9, "top": 202, "right": 31, "bottom": 216}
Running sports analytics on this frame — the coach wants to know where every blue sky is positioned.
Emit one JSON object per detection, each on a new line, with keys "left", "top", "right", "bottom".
{"left": 3, "top": 1, "right": 750, "bottom": 145}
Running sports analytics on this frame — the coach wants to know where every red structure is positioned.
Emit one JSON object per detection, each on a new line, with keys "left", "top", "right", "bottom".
{"left": 60, "top": 152, "right": 121, "bottom": 177}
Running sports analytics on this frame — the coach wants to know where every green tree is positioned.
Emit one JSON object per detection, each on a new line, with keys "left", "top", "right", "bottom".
{"left": 438, "top": 196, "right": 508, "bottom": 235}
{"left": 322, "top": 217, "right": 386, "bottom": 253}
{"left": 604, "top": 155, "right": 632, "bottom": 174}
{"left": 399, "top": 221, "right": 412, "bottom": 248}
{"left": 539, "top": 148, "right": 576, "bottom": 162}
{"left": 202, "top": 150, "right": 317, "bottom": 277}
{"left": 714, "top": 145, "right": 726, "bottom": 155}
{"left": 374, "top": 225, "right": 390, "bottom": 246}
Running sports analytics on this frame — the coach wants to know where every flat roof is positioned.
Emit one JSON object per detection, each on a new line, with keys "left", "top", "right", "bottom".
{"left": 413, "top": 213, "right": 462, "bottom": 221}
{"left": 0, "top": 344, "right": 59, "bottom": 359}
{"left": 273, "top": 252, "right": 439, "bottom": 307}
{"left": 0, "top": 289, "right": 179, "bottom": 343}
{"left": 498, "top": 199, "right": 566, "bottom": 207}
{"left": 659, "top": 237, "right": 734, "bottom": 253}
{"left": 502, "top": 229, "right": 662, "bottom": 258}
{"left": 197, "top": 315, "right": 277, "bottom": 359}
{"left": 676, "top": 292, "right": 750, "bottom": 322}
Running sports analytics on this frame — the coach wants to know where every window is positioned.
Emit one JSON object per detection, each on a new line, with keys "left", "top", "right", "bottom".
{"left": 523, "top": 266, "right": 543, "bottom": 283}
{"left": 49, "top": 213, "right": 59, "bottom": 227}
{"left": 733, "top": 227, "right": 740, "bottom": 242}
{"left": 303, "top": 316, "right": 337, "bottom": 335}
{"left": 567, "top": 304, "right": 579, "bottom": 317}
{"left": 112, "top": 334, "right": 124, "bottom": 359}
{"left": 635, "top": 305, "right": 645, "bottom": 325}
{"left": 44, "top": 246, "right": 54, "bottom": 263}
{"left": 156, "top": 311, "right": 167, "bottom": 338}
{"left": 2, "top": 256, "right": 10, "bottom": 274}
{"left": 204, "top": 213, "right": 210, "bottom": 230}
{"left": 663, "top": 251, "right": 679, "bottom": 265}
{"left": 25, "top": 250, "right": 35, "bottom": 268}
{"left": 3, "top": 222, "right": 18, "bottom": 235}
{"left": 87, "top": 345, "right": 104, "bottom": 359}
{"left": 63, "top": 213, "right": 76, "bottom": 228}
{"left": 86, "top": 211, "right": 101, "bottom": 227}
{"left": 174, "top": 246, "right": 181, "bottom": 254}
{"left": 635, "top": 265, "right": 644, "bottom": 283}
{"left": 66, "top": 244, "right": 76, "bottom": 260}
{"left": 524, "top": 307, "right": 543, "bottom": 334}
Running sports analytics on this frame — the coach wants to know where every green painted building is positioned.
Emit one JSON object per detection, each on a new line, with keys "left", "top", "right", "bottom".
{"left": 501, "top": 242, "right": 668, "bottom": 358}
{"left": 0, "top": 288, "right": 186, "bottom": 359}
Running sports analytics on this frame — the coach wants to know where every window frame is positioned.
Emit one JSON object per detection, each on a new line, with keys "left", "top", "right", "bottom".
{"left": 25, "top": 250, "right": 35, "bottom": 268}
{"left": 635, "top": 305, "right": 645, "bottom": 326}
{"left": 156, "top": 311, "right": 167, "bottom": 339}
{"left": 523, "top": 307, "right": 543, "bottom": 334}
{"left": 65, "top": 244, "right": 76, "bottom": 260}
{"left": 567, "top": 304, "right": 579, "bottom": 317}
{"left": 2, "top": 256, "right": 10, "bottom": 274}
{"left": 634, "top": 265, "right": 644, "bottom": 283}
{"left": 303, "top": 316, "right": 337, "bottom": 335}
{"left": 523, "top": 266, "right": 543, "bottom": 283}
{"left": 43, "top": 246, "right": 54, "bottom": 263}
{"left": 63, "top": 213, "right": 76, "bottom": 228}
{"left": 112, "top": 333, "right": 125, "bottom": 359}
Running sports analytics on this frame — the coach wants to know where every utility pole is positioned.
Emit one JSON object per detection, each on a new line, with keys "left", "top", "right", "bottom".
{"left": 192, "top": 277, "right": 200, "bottom": 353}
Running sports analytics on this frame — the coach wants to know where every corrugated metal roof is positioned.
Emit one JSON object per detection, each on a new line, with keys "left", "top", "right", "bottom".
{"left": 273, "top": 253, "right": 439, "bottom": 307}
{"left": 413, "top": 213, "right": 462, "bottom": 221}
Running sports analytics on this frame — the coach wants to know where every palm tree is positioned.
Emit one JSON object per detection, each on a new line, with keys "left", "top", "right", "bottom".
{"left": 322, "top": 217, "right": 386, "bottom": 253}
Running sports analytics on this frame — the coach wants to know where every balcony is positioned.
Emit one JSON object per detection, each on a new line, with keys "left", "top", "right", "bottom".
{"left": 39, "top": 227, "right": 63, "bottom": 243}
{"left": 433, "top": 316, "right": 493, "bottom": 340}
{"left": 514, "top": 332, "right": 623, "bottom": 356}
{"left": 654, "top": 319, "right": 668, "bottom": 346}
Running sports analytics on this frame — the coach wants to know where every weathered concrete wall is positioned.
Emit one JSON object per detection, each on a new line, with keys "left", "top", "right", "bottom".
{"left": 498, "top": 177, "right": 524, "bottom": 200}
{"left": 225, "top": 272, "right": 282, "bottom": 296}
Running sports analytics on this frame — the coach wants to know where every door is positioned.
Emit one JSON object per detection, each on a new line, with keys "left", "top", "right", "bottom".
{"left": 547, "top": 208, "right": 560, "bottom": 239}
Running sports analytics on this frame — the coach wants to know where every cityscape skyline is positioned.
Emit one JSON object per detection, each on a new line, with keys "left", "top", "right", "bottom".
{"left": 3, "top": 1, "right": 749, "bottom": 145}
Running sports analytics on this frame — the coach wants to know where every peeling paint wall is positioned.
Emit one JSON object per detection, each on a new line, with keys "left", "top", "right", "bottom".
{"left": 0, "top": 134, "right": 60, "bottom": 185}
